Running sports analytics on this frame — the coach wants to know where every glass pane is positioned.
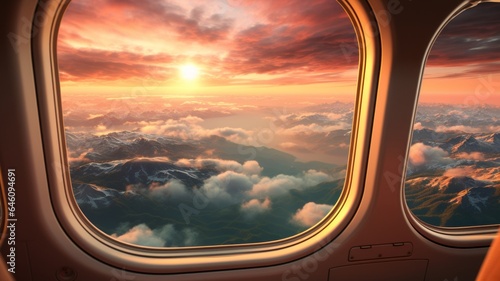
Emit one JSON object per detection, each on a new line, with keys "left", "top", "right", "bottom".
{"left": 58, "top": 0, "right": 359, "bottom": 247}
{"left": 405, "top": 3, "right": 500, "bottom": 227}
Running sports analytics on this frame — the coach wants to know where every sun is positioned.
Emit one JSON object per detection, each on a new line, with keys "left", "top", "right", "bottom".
{"left": 179, "top": 64, "right": 200, "bottom": 81}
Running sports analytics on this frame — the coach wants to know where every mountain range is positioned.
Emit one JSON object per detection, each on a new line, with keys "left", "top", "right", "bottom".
{"left": 63, "top": 102, "right": 500, "bottom": 246}
{"left": 67, "top": 130, "right": 343, "bottom": 246}
{"left": 406, "top": 124, "right": 500, "bottom": 227}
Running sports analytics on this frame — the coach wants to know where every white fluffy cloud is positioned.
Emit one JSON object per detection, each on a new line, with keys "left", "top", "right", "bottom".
{"left": 174, "top": 160, "right": 333, "bottom": 207}
{"left": 279, "top": 142, "right": 312, "bottom": 153}
{"left": 280, "top": 123, "right": 351, "bottom": 136}
{"left": 408, "top": 143, "right": 450, "bottom": 166}
{"left": 175, "top": 159, "right": 262, "bottom": 175}
{"left": 148, "top": 179, "right": 189, "bottom": 200}
{"left": 112, "top": 223, "right": 198, "bottom": 247}
{"left": 435, "top": 125, "right": 482, "bottom": 134}
{"left": 278, "top": 112, "right": 345, "bottom": 123}
{"left": 443, "top": 166, "right": 476, "bottom": 178}
{"left": 67, "top": 148, "right": 93, "bottom": 163}
{"left": 138, "top": 116, "right": 252, "bottom": 143}
{"left": 455, "top": 152, "right": 485, "bottom": 161}
{"left": 250, "top": 170, "right": 332, "bottom": 197}
{"left": 413, "top": 122, "right": 424, "bottom": 130}
{"left": 292, "top": 202, "right": 333, "bottom": 227}
{"left": 111, "top": 224, "right": 165, "bottom": 247}
{"left": 242, "top": 161, "right": 264, "bottom": 175}
{"left": 127, "top": 157, "right": 332, "bottom": 212}
{"left": 139, "top": 153, "right": 337, "bottom": 229}
{"left": 240, "top": 198, "right": 271, "bottom": 219}
{"left": 201, "top": 171, "right": 255, "bottom": 204}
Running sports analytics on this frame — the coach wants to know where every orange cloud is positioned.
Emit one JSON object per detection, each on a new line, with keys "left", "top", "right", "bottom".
{"left": 58, "top": 0, "right": 358, "bottom": 85}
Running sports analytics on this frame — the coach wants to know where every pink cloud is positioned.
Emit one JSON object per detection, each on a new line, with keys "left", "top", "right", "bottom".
{"left": 111, "top": 223, "right": 164, "bottom": 247}
{"left": 240, "top": 198, "right": 271, "bottom": 218}
{"left": 137, "top": 116, "right": 252, "bottom": 143}
{"left": 58, "top": 0, "right": 359, "bottom": 84}
{"left": 292, "top": 202, "right": 333, "bottom": 227}
{"left": 413, "top": 122, "right": 424, "bottom": 130}
{"left": 425, "top": 4, "right": 500, "bottom": 77}
{"left": 455, "top": 152, "right": 485, "bottom": 161}
{"left": 111, "top": 223, "right": 199, "bottom": 247}
{"left": 408, "top": 143, "right": 449, "bottom": 166}
{"left": 443, "top": 166, "right": 476, "bottom": 178}
{"left": 251, "top": 170, "right": 332, "bottom": 197}
{"left": 58, "top": 47, "right": 174, "bottom": 82}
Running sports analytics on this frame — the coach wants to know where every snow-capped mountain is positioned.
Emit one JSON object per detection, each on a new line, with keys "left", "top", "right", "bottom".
{"left": 73, "top": 183, "right": 124, "bottom": 209}
{"left": 449, "top": 186, "right": 496, "bottom": 213}
{"left": 450, "top": 136, "right": 496, "bottom": 154}
{"left": 71, "top": 157, "right": 216, "bottom": 191}
{"left": 405, "top": 104, "right": 500, "bottom": 227}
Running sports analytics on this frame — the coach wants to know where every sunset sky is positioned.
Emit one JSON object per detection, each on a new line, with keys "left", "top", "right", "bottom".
{"left": 58, "top": 2, "right": 500, "bottom": 246}
{"left": 420, "top": 3, "right": 500, "bottom": 104}
{"left": 57, "top": 1, "right": 499, "bottom": 103}
{"left": 58, "top": 0, "right": 358, "bottom": 99}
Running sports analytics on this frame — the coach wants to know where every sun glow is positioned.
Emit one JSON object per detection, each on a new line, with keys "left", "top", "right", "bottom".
{"left": 179, "top": 64, "right": 200, "bottom": 81}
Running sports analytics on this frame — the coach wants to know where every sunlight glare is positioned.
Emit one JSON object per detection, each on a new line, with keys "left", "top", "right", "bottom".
{"left": 179, "top": 64, "right": 200, "bottom": 81}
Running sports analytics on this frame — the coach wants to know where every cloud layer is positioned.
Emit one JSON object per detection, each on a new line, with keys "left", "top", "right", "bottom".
{"left": 108, "top": 158, "right": 337, "bottom": 246}
{"left": 138, "top": 116, "right": 253, "bottom": 144}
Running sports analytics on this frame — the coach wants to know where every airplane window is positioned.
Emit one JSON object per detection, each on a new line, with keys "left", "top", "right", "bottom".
{"left": 405, "top": 3, "right": 500, "bottom": 227}
{"left": 57, "top": 0, "right": 359, "bottom": 247}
